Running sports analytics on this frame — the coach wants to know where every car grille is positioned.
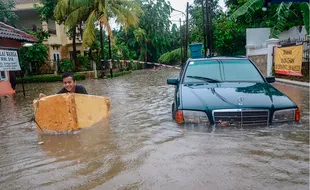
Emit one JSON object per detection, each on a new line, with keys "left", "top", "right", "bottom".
{"left": 213, "top": 109, "right": 269, "bottom": 127}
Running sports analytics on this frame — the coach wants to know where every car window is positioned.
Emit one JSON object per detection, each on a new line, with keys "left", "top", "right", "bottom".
{"left": 183, "top": 59, "right": 264, "bottom": 83}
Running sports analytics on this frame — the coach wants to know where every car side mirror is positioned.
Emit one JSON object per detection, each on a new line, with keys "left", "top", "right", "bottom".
{"left": 167, "top": 78, "right": 179, "bottom": 85}
{"left": 266, "top": 76, "right": 275, "bottom": 83}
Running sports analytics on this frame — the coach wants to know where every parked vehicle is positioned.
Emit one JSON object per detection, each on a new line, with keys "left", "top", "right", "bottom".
{"left": 167, "top": 44, "right": 300, "bottom": 127}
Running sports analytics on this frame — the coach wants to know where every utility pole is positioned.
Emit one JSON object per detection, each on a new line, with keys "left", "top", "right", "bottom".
{"left": 179, "top": 18, "right": 183, "bottom": 63}
{"left": 108, "top": 34, "right": 113, "bottom": 78}
{"left": 202, "top": 0, "right": 207, "bottom": 57}
{"left": 185, "top": 2, "right": 189, "bottom": 62}
{"left": 205, "top": 0, "right": 213, "bottom": 56}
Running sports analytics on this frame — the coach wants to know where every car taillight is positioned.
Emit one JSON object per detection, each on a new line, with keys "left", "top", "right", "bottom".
{"left": 175, "top": 110, "right": 184, "bottom": 123}
{"left": 295, "top": 108, "right": 300, "bottom": 121}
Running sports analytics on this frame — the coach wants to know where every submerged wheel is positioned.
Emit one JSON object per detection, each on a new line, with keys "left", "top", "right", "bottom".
{"left": 172, "top": 103, "right": 176, "bottom": 120}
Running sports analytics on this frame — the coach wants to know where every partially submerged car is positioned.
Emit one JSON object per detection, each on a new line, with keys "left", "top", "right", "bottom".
{"left": 167, "top": 44, "right": 300, "bottom": 127}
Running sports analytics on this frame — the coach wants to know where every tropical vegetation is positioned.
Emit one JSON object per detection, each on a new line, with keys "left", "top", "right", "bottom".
{"left": 1, "top": 0, "right": 309, "bottom": 68}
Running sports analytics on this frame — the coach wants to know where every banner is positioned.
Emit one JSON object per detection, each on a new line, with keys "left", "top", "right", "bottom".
{"left": 274, "top": 45, "right": 303, "bottom": 76}
{"left": 0, "top": 49, "right": 21, "bottom": 71}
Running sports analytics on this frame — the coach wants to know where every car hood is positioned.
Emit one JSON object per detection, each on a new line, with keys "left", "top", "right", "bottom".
{"left": 180, "top": 82, "right": 297, "bottom": 111}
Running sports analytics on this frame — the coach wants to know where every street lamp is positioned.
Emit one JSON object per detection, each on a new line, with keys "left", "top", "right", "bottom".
{"left": 171, "top": 8, "right": 186, "bottom": 16}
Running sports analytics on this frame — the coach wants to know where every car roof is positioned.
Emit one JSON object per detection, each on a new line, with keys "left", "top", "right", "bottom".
{"left": 189, "top": 56, "right": 248, "bottom": 62}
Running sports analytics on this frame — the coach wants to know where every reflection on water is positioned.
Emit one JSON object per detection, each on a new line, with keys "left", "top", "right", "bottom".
{"left": 0, "top": 69, "right": 309, "bottom": 190}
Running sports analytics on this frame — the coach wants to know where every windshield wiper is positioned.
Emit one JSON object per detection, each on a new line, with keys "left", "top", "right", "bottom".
{"left": 186, "top": 76, "right": 222, "bottom": 83}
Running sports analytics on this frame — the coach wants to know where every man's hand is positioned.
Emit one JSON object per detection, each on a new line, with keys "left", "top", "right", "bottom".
{"left": 39, "top": 93, "right": 46, "bottom": 99}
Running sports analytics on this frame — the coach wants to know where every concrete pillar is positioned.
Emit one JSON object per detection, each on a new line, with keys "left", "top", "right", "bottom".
{"left": 42, "top": 21, "right": 48, "bottom": 32}
{"left": 92, "top": 60, "right": 97, "bottom": 79}
{"left": 266, "top": 38, "right": 279, "bottom": 76}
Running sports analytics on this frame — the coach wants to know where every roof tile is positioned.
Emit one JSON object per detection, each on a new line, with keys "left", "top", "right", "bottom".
{"left": 0, "top": 22, "right": 39, "bottom": 43}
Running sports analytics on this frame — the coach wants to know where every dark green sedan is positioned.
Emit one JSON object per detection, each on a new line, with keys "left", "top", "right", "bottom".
{"left": 167, "top": 57, "right": 300, "bottom": 127}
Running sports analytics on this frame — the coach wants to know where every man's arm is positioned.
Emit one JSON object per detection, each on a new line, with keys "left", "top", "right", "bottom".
{"left": 57, "top": 88, "right": 66, "bottom": 94}
{"left": 39, "top": 93, "right": 46, "bottom": 98}
{"left": 82, "top": 86, "right": 88, "bottom": 94}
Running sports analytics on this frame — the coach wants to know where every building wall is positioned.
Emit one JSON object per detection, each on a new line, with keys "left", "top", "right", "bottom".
{"left": 246, "top": 26, "right": 307, "bottom": 46}
{"left": 0, "top": 72, "right": 15, "bottom": 96}
{"left": 0, "top": 39, "right": 22, "bottom": 95}
{"left": 15, "top": 10, "right": 42, "bottom": 30}
{"left": 246, "top": 28, "right": 271, "bottom": 46}
{"left": 278, "top": 26, "right": 307, "bottom": 41}
{"left": 0, "top": 38, "right": 22, "bottom": 49}
{"left": 249, "top": 55, "right": 268, "bottom": 76}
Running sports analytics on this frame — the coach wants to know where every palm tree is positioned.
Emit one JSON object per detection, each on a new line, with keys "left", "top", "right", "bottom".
{"left": 55, "top": 0, "right": 142, "bottom": 74}
{"left": 230, "top": 1, "right": 309, "bottom": 38}
{"left": 55, "top": 0, "right": 90, "bottom": 66}
{"left": 82, "top": 0, "right": 142, "bottom": 48}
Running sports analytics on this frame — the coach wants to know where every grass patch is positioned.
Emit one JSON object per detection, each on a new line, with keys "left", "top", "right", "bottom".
{"left": 16, "top": 74, "right": 86, "bottom": 83}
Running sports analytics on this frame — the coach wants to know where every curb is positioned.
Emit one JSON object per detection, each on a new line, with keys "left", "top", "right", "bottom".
{"left": 276, "top": 78, "right": 310, "bottom": 87}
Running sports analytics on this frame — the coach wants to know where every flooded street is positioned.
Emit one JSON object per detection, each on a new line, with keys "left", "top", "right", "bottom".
{"left": 0, "top": 69, "right": 309, "bottom": 190}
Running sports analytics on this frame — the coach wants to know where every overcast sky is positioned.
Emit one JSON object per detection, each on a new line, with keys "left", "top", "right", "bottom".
{"left": 111, "top": 0, "right": 226, "bottom": 30}
{"left": 169, "top": 0, "right": 226, "bottom": 26}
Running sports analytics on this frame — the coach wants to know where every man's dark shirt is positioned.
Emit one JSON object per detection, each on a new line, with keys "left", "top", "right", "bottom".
{"left": 57, "top": 84, "right": 88, "bottom": 94}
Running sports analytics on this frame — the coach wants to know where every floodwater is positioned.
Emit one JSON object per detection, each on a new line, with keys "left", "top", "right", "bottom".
{"left": 0, "top": 69, "right": 309, "bottom": 190}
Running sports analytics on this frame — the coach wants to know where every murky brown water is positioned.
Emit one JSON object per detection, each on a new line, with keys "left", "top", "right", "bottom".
{"left": 0, "top": 69, "right": 309, "bottom": 190}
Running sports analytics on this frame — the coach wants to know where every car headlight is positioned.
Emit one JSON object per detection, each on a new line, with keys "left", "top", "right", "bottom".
{"left": 175, "top": 110, "right": 210, "bottom": 124}
{"left": 273, "top": 108, "right": 299, "bottom": 122}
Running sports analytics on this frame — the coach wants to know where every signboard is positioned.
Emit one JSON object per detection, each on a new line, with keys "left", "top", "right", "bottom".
{"left": 0, "top": 49, "right": 21, "bottom": 71}
{"left": 274, "top": 45, "right": 303, "bottom": 76}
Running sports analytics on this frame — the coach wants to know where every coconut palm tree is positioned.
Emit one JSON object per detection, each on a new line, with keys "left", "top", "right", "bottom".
{"left": 82, "top": 0, "right": 142, "bottom": 47}
{"left": 54, "top": 0, "right": 90, "bottom": 66}
{"left": 230, "top": 1, "right": 309, "bottom": 38}
{"left": 55, "top": 0, "right": 142, "bottom": 70}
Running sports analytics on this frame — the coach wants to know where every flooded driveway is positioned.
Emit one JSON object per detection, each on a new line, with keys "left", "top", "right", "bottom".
{"left": 0, "top": 69, "right": 309, "bottom": 190}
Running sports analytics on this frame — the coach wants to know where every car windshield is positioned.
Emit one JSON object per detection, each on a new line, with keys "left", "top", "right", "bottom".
{"left": 183, "top": 59, "right": 264, "bottom": 83}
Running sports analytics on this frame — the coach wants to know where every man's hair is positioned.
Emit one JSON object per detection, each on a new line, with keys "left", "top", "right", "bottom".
{"left": 62, "top": 72, "right": 75, "bottom": 81}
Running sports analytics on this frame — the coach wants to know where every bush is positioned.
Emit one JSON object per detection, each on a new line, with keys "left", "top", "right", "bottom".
{"left": 16, "top": 74, "right": 86, "bottom": 83}
{"left": 60, "top": 59, "right": 75, "bottom": 73}
{"left": 77, "top": 55, "right": 91, "bottom": 71}
{"left": 159, "top": 48, "right": 184, "bottom": 65}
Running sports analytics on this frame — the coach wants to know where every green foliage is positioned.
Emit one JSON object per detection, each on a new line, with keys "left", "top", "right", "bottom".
{"left": 300, "top": 3, "right": 310, "bottom": 35}
{"left": 138, "top": 0, "right": 176, "bottom": 61}
{"left": 23, "top": 28, "right": 50, "bottom": 42}
{"left": 59, "top": 59, "right": 75, "bottom": 73}
{"left": 159, "top": 48, "right": 183, "bottom": 65}
{"left": 0, "top": 0, "right": 18, "bottom": 25}
{"left": 16, "top": 74, "right": 86, "bottom": 83}
{"left": 77, "top": 55, "right": 90, "bottom": 71}
{"left": 270, "top": 3, "right": 293, "bottom": 38}
{"left": 230, "top": 0, "right": 308, "bottom": 37}
{"left": 35, "top": 0, "right": 57, "bottom": 21}
{"left": 213, "top": 14, "right": 246, "bottom": 56}
{"left": 19, "top": 43, "right": 49, "bottom": 72}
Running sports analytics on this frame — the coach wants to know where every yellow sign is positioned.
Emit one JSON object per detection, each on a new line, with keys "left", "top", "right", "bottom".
{"left": 274, "top": 45, "right": 303, "bottom": 76}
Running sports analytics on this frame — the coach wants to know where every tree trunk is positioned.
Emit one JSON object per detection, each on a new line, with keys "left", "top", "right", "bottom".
{"left": 99, "top": 23, "right": 105, "bottom": 78}
{"left": 72, "top": 25, "right": 78, "bottom": 67}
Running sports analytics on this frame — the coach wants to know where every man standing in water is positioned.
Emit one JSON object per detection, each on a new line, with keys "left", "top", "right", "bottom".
{"left": 39, "top": 72, "right": 88, "bottom": 98}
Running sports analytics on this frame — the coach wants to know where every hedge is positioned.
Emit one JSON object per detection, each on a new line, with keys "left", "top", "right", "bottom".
{"left": 99, "top": 70, "right": 132, "bottom": 79}
{"left": 16, "top": 74, "right": 86, "bottom": 83}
